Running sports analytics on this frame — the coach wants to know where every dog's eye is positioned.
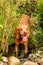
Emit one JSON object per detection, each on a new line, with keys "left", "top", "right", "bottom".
{"left": 18, "top": 29, "right": 20, "bottom": 31}
{"left": 21, "top": 29, "right": 23, "bottom": 30}
{"left": 26, "top": 29, "right": 28, "bottom": 30}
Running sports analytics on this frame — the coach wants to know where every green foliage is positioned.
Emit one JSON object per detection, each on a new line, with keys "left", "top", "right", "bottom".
{"left": 30, "top": 16, "right": 43, "bottom": 52}
{"left": 38, "top": 0, "right": 43, "bottom": 29}
{"left": 29, "top": 0, "right": 43, "bottom": 52}
{"left": 36, "top": 0, "right": 43, "bottom": 50}
{"left": 0, "top": 0, "right": 43, "bottom": 53}
{"left": 0, "top": 53, "right": 2, "bottom": 61}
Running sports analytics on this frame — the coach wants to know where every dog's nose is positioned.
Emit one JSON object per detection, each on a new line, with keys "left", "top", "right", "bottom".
{"left": 23, "top": 30, "right": 27, "bottom": 33}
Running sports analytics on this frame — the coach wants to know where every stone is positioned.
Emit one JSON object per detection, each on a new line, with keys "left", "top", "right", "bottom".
{"left": 3, "top": 63, "right": 8, "bottom": 65}
{"left": 36, "top": 58, "right": 41, "bottom": 64}
{"left": 0, "top": 61, "right": 4, "bottom": 65}
{"left": 2, "top": 56, "right": 8, "bottom": 63}
{"left": 41, "top": 58, "right": 43, "bottom": 62}
{"left": 36, "top": 51, "right": 43, "bottom": 58}
{"left": 36, "top": 58, "right": 43, "bottom": 65}
{"left": 23, "top": 61, "right": 38, "bottom": 65}
{"left": 8, "top": 56, "right": 20, "bottom": 65}
{"left": 28, "top": 53, "right": 36, "bottom": 61}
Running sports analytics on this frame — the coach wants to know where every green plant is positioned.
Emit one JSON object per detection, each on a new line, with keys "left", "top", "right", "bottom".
{"left": 0, "top": 53, "right": 2, "bottom": 61}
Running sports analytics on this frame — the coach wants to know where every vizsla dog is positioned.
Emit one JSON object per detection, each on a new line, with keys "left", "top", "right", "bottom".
{"left": 14, "top": 14, "right": 30, "bottom": 57}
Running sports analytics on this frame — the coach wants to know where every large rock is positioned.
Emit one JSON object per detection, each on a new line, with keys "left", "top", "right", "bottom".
{"left": 28, "top": 54, "right": 36, "bottom": 61}
{"left": 0, "top": 61, "right": 8, "bottom": 65}
{"left": 0, "top": 61, "right": 4, "bottom": 65}
{"left": 36, "top": 58, "right": 43, "bottom": 65}
{"left": 2, "top": 56, "right": 8, "bottom": 63}
{"left": 23, "top": 61, "right": 38, "bottom": 65}
{"left": 3, "top": 63, "right": 8, "bottom": 65}
{"left": 8, "top": 56, "right": 20, "bottom": 65}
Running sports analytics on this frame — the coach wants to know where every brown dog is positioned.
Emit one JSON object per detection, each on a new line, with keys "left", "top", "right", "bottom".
{"left": 14, "top": 14, "right": 30, "bottom": 57}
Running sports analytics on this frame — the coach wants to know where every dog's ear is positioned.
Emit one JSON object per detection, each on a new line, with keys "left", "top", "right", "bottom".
{"left": 14, "top": 28, "right": 19, "bottom": 39}
{"left": 27, "top": 28, "right": 30, "bottom": 38}
{"left": 25, "top": 24, "right": 30, "bottom": 38}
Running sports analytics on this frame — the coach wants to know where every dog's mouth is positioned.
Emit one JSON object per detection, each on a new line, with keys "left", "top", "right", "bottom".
{"left": 22, "top": 36, "right": 27, "bottom": 42}
{"left": 19, "top": 30, "right": 27, "bottom": 40}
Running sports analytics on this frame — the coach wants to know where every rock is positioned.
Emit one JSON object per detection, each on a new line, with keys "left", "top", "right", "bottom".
{"left": 8, "top": 56, "right": 20, "bottom": 65}
{"left": 36, "top": 58, "right": 43, "bottom": 65}
{"left": 2, "top": 57, "right": 8, "bottom": 63}
{"left": 37, "top": 51, "right": 43, "bottom": 54}
{"left": 23, "top": 61, "right": 38, "bottom": 65}
{"left": 36, "top": 51, "right": 43, "bottom": 58}
{"left": 0, "top": 61, "right": 4, "bottom": 65}
{"left": 3, "top": 63, "right": 8, "bottom": 65}
{"left": 41, "top": 58, "right": 43, "bottom": 62}
{"left": 28, "top": 53, "right": 36, "bottom": 61}
{"left": 36, "top": 58, "right": 41, "bottom": 63}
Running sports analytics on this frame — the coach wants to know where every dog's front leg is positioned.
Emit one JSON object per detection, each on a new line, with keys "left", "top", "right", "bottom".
{"left": 15, "top": 41, "right": 19, "bottom": 57}
{"left": 24, "top": 41, "right": 28, "bottom": 58}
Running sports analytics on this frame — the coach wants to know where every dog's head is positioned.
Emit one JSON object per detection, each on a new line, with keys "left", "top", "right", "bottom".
{"left": 15, "top": 14, "right": 30, "bottom": 38}
{"left": 17, "top": 25, "right": 28, "bottom": 36}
